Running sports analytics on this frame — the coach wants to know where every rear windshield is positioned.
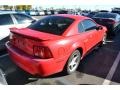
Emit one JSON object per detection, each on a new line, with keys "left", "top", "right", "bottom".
{"left": 28, "top": 16, "right": 74, "bottom": 35}
{"left": 94, "top": 13, "right": 116, "bottom": 19}
{"left": 111, "top": 11, "right": 120, "bottom": 14}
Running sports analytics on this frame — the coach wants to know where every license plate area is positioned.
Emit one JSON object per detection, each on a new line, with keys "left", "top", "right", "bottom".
{"left": 13, "top": 35, "right": 26, "bottom": 50}
{"left": 11, "top": 34, "right": 38, "bottom": 55}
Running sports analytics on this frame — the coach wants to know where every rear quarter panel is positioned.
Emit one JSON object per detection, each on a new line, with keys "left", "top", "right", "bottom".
{"left": 42, "top": 35, "right": 86, "bottom": 62}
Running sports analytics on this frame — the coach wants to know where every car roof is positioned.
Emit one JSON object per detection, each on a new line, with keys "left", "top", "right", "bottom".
{"left": 55, "top": 14, "right": 90, "bottom": 21}
{"left": 97, "top": 12, "right": 118, "bottom": 15}
{"left": 0, "top": 11, "right": 16, "bottom": 14}
{"left": 0, "top": 11, "right": 25, "bottom": 15}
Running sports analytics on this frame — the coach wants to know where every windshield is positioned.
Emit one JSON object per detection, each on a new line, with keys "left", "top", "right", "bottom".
{"left": 28, "top": 16, "right": 74, "bottom": 35}
{"left": 94, "top": 13, "right": 116, "bottom": 19}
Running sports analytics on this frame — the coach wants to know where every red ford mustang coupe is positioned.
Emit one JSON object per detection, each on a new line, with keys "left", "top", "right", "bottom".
{"left": 6, "top": 14, "right": 107, "bottom": 77}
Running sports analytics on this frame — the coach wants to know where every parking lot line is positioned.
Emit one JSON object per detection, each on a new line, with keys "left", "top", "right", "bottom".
{"left": 55, "top": 78, "right": 73, "bottom": 85}
{"left": 0, "top": 69, "right": 8, "bottom": 85}
{"left": 0, "top": 54, "right": 8, "bottom": 58}
{"left": 102, "top": 51, "right": 120, "bottom": 85}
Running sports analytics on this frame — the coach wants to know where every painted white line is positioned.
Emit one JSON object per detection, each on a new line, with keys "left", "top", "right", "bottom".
{"left": 55, "top": 78, "right": 73, "bottom": 85}
{"left": 0, "top": 69, "right": 8, "bottom": 85}
{"left": 0, "top": 54, "right": 8, "bottom": 58}
{"left": 103, "top": 51, "right": 120, "bottom": 85}
{"left": 106, "top": 40, "right": 114, "bottom": 43}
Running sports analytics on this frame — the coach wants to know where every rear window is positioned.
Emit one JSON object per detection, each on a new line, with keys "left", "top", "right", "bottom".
{"left": 111, "top": 11, "right": 120, "bottom": 14}
{"left": 94, "top": 13, "right": 116, "bottom": 19}
{"left": 28, "top": 16, "right": 74, "bottom": 35}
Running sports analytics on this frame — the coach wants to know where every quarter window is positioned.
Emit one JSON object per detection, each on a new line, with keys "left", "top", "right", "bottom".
{"left": 78, "top": 23, "right": 85, "bottom": 33}
{"left": 82, "top": 20, "right": 96, "bottom": 31}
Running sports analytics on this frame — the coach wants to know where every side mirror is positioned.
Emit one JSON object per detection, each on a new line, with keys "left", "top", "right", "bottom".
{"left": 96, "top": 26, "right": 103, "bottom": 30}
{"left": 31, "top": 20, "right": 36, "bottom": 23}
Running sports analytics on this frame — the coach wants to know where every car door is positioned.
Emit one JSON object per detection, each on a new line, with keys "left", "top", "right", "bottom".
{"left": 0, "top": 14, "right": 15, "bottom": 41}
{"left": 12, "top": 13, "right": 34, "bottom": 28}
{"left": 80, "top": 19, "right": 100, "bottom": 51}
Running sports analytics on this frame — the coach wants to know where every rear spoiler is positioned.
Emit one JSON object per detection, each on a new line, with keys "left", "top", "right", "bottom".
{"left": 9, "top": 28, "right": 47, "bottom": 41}
{"left": 9, "top": 27, "right": 18, "bottom": 32}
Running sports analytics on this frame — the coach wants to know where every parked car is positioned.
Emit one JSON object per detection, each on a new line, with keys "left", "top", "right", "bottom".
{"left": 39, "top": 11, "right": 45, "bottom": 16}
{"left": 50, "top": 10, "right": 55, "bottom": 15}
{"left": 87, "top": 11, "right": 98, "bottom": 18}
{"left": 16, "top": 10, "right": 26, "bottom": 14}
{"left": 6, "top": 14, "right": 107, "bottom": 77}
{"left": 92, "top": 12, "right": 120, "bottom": 36}
{"left": 54, "top": 11, "right": 58, "bottom": 14}
{"left": 44, "top": 10, "right": 51, "bottom": 15}
{"left": 0, "top": 12, "right": 36, "bottom": 51}
{"left": 58, "top": 10, "right": 68, "bottom": 14}
{"left": 29, "top": 10, "right": 39, "bottom": 16}
{"left": 111, "top": 8, "right": 120, "bottom": 15}
{"left": 111, "top": 10, "right": 120, "bottom": 15}
{"left": 47, "top": 10, "right": 52, "bottom": 15}
{"left": 81, "top": 11, "right": 89, "bottom": 16}
{"left": 99, "top": 10, "right": 109, "bottom": 13}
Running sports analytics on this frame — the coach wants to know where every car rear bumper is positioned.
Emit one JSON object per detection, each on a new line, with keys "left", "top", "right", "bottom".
{"left": 6, "top": 42, "right": 67, "bottom": 77}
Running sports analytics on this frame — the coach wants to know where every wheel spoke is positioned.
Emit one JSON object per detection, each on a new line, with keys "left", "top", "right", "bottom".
{"left": 69, "top": 65, "right": 73, "bottom": 70}
{"left": 68, "top": 55, "right": 79, "bottom": 71}
{"left": 103, "top": 34, "right": 106, "bottom": 44}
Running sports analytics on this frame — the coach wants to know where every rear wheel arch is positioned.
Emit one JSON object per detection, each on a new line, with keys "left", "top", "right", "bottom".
{"left": 68, "top": 46, "right": 84, "bottom": 59}
{"left": 70, "top": 42, "right": 84, "bottom": 56}
{"left": 63, "top": 49, "right": 82, "bottom": 74}
{"left": 61, "top": 42, "right": 84, "bottom": 68}
{"left": 76, "top": 47, "right": 83, "bottom": 57}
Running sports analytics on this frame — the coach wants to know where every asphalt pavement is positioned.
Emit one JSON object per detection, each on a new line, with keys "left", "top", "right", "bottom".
{"left": 0, "top": 16, "right": 120, "bottom": 85}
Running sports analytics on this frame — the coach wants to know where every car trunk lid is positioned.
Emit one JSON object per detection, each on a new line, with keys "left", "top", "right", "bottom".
{"left": 93, "top": 17, "right": 116, "bottom": 25}
{"left": 10, "top": 28, "right": 62, "bottom": 56}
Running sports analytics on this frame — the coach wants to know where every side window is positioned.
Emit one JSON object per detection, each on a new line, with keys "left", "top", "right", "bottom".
{"left": 78, "top": 22, "right": 85, "bottom": 33}
{"left": 82, "top": 19, "right": 96, "bottom": 31}
{"left": 0, "top": 14, "right": 13, "bottom": 25}
{"left": 116, "top": 15, "right": 120, "bottom": 21}
{"left": 13, "top": 14, "right": 33, "bottom": 24}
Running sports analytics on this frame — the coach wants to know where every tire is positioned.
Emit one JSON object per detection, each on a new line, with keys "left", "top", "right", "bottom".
{"left": 64, "top": 50, "right": 81, "bottom": 74}
{"left": 99, "top": 33, "right": 107, "bottom": 47}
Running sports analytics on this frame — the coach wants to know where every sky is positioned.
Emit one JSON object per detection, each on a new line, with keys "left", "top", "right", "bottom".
{"left": 0, "top": 0, "right": 120, "bottom": 10}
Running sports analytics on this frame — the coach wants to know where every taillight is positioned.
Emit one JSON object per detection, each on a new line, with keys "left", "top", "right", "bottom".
{"left": 9, "top": 32, "right": 13, "bottom": 40}
{"left": 107, "top": 20, "right": 116, "bottom": 24}
{"left": 108, "top": 21, "right": 116, "bottom": 24}
{"left": 33, "top": 46, "right": 53, "bottom": 59}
